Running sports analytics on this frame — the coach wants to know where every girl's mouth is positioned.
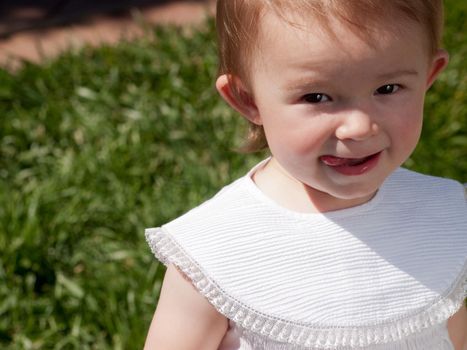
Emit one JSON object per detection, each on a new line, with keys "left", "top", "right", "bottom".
{"left": 319, "top": 152, "right": 382, "bottom": 176}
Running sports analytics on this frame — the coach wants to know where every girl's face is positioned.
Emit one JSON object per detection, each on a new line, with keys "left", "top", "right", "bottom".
{"left": 244, "top": 12, "right": 447, "bottom": 212}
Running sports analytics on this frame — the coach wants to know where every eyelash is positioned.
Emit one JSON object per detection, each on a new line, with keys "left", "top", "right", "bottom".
{"left": 374, "top": 84, "right": 401, "bottom": 95}
{"left": 302, "top": 93, "right": 331, "bottom": 104}
{"left": 301, "top": 84, "right": 402, "bottom": 104}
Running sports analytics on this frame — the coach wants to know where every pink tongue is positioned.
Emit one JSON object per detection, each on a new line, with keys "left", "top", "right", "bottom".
{"left": 320, "top": 155, "right": 365, "bottom": 166}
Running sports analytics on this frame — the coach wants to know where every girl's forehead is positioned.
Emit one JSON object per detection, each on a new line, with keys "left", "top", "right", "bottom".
{"left": 251, "top": 10, "right": 430, "bottom": 84}
{"left": 257, "top": 8, "right": 427, "bottom": 57}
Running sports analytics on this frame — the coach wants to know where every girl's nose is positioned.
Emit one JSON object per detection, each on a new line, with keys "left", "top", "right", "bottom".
{"left": 335, "top": 110, "right": 379, "bottom": 141}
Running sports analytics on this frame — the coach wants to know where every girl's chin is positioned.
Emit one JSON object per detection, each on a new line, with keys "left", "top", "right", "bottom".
{"left": 302, "top": 181, "right": 379, "bottom": 207}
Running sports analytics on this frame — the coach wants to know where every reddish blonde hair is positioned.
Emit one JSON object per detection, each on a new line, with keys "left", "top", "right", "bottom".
{"left": 216, "top": 0, "right": 444, "bottom": 152}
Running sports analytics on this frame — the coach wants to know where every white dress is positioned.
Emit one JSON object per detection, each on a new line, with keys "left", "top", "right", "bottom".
{"left": 145, "top": 162, "right": 467, "bottom": 349}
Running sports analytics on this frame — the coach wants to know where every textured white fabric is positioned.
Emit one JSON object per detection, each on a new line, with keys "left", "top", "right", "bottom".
{"left": 145, "top": 162, "right": 467, "bottom": 349}
{"left": 218, "top": 320, "right": 454, "bottom": 350}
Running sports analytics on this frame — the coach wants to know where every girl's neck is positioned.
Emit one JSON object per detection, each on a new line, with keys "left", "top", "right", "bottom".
{"left": 251, "top": 157, "right": 375, "bottom": 214}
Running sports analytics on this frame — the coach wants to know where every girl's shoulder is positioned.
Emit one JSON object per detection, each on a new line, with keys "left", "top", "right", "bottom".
{"left": 145, "top": 167, "right": 467, "bottom": 349}
{"left": 382, "top": 167, "right": 466, "bottom": 204}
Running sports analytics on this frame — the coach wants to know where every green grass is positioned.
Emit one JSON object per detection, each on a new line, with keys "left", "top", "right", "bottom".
{"left": 0, "top": 2, "right": 465, "bottom": 349}
{"left": 0, "top": 20, "right": 264, "bottom": 350}
{"left": 413, "top": 2, "right": 467, "bottom": 179}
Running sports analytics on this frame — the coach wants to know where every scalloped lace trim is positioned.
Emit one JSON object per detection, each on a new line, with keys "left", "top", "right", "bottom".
{"left": 145, "top": 227, "right": 467, "bottom": 349}
{"left": 234, "top": 323, "right": 454, "bottom": 350}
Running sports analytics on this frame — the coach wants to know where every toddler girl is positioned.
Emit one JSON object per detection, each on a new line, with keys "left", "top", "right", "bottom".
{"left": 144, "top": 1, "right": 467, "bottom": 349}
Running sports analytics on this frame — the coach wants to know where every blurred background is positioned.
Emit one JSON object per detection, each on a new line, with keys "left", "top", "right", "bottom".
{"left": 0, "top": 1, "right": 465, "bottom": 349}
{"left": 0, "top": 0, "right": 215, "bottom": 67}
{"left": 0, "top": 0, "right": 205, "bottom": 36}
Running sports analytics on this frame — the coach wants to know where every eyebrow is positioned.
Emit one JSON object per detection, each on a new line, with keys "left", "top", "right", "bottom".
{"left": 376, "top": 69, "right": 419, "bottom": 80}
{"left": 284, "top": 69, "right": 420, "bottom": 91}
{"left": 283, "top": 77, "right": 325, "bottom": 92}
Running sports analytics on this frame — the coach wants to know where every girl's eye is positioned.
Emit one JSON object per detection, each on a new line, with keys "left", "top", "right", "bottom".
{"left": 375, "top": 84, "right": 400, "bottom": 95}
{"left": 303, "top": 93, "right": 331, "bottom": 103}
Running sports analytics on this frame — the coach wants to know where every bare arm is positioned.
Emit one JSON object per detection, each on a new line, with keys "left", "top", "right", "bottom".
{"left": 447, "top": 303, "right": 467, "bottom": 350}
{"left": 144, "top": 264, "right": 228, "bottom": 350}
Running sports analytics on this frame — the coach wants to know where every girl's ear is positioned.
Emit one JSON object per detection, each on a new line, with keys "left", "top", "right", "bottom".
{"left": 216, "top": 74, "right": 262, "bottom": 125}
{"left": 425, "top": 49, "right": 449, "bottom": 90}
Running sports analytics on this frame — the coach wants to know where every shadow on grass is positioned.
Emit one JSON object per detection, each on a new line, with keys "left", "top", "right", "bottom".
{"left": 0, "top": 0, "right": 208, "bottom": 39}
